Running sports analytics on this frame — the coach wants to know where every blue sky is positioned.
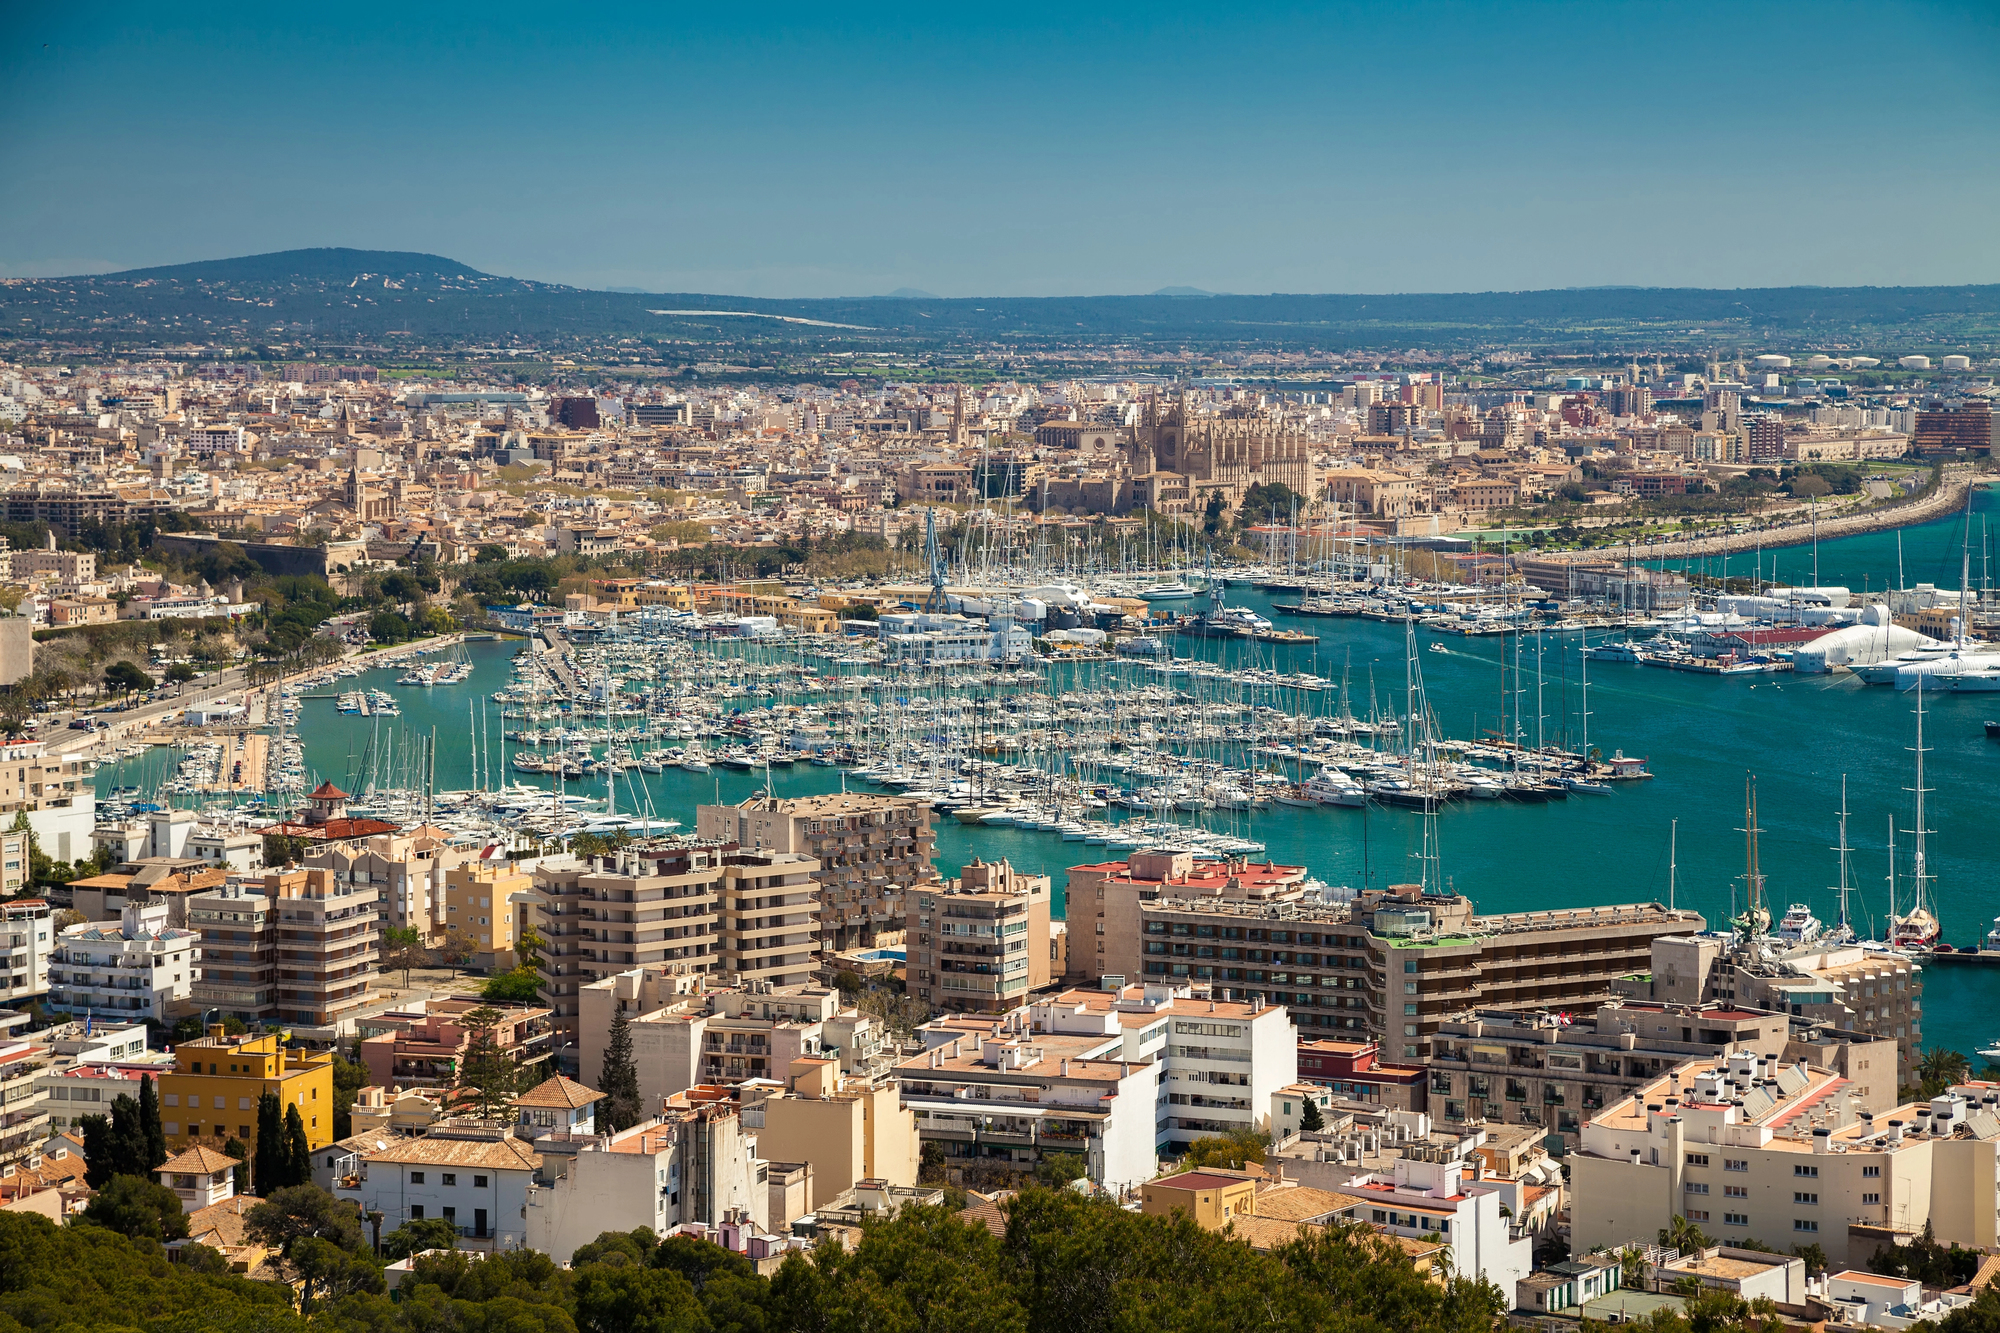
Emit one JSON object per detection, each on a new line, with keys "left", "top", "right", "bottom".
{"left": 3, "top": 0, "right": 1996, "bottom": 296}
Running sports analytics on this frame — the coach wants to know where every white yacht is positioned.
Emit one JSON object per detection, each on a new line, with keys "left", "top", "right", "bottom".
{"left": 1138, "top": 581, "right": 1198, "bottom": 601}
{"left": 1776, "top": 903, "right": 1824, "bottom": 946}
{"left": 1304, "top": 768, "right": 1367, "bottom": 807}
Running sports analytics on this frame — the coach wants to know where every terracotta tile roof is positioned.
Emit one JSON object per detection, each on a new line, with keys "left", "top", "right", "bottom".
{"left": 159, "top": 1145, "right": 240, "bottom": 1175}
{"left": 959, "top": 1190, "right": 1014, "bottom": 1237}
{"left": 511, "top": 1075, "right": 604, "bottom": 1110}
{"left": 1228, "top": 1215, "right": 1323, "bottom": 1251}
{"left": 1252, "top": 1184, "right": 1366, "bottom": 1224}
{"left": 358, "top": 1134, "right": 543, "bottom": 1171}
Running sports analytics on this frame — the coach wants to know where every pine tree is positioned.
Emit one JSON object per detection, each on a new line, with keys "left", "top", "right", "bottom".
{"left": 109, "top": 1093, "right": 146, "bottom": 1177}
{"left": 456, "top": 1006, "right": 518, "bottom": 1120}
{"left": 254, "top": 1090, "right": 285, "bottom": 1196}
{"left": 283, "top": 1104, "right": 312, "bottom": 1189}
{"left": 598, "top": 1006, "right": 643, "bottom": 1135}
{"left": 138, "top": 1074, "right": 168, "bottom": 1170}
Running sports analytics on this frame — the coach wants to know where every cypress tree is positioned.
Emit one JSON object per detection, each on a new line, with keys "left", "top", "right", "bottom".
{"left": 283, "top": 1103, "right": 312, "bottom": 1189}
{"left": 1299, "top": 1097, "right": 1324, "bottom": 1133}
{"left": 138, "top": 1074, "right": 168, "bottom": 1170}
{"left": 222, "top": 1136, "right": 251, "bottom": 1195}
{"left": 598, "top": 1006, "right": 642, "bottom": 1135}
{"left": 79, "top": 1113, "right": 115, "bottom": 1189}
{"left": 109, "top": 1093, "right": 146, "bottom": 1177}
{"left": 254, "top": 1090, "right": 285, "bottom": 1196}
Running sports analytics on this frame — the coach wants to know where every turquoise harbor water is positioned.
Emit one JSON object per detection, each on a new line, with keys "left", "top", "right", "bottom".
{"left": 96, "top": 490, "right": 2000, "bottom": 1062}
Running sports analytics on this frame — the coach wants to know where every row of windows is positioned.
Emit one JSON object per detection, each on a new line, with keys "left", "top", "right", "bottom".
{"left": 408, "top": 1171, "right": 490, "bottom": 1187}
{"left": 1707, "top": 1213, "right": 1818, "bottom": 1233}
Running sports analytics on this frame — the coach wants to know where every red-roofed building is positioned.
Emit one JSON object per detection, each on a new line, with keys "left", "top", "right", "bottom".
{"left": 1062, "top": 849, "right": 1310, "bottom": 987}
{"left": 1296, "top": 1038, "right": 1427, "bottom": 1113}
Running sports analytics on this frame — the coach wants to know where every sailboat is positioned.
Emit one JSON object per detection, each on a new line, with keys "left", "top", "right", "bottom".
{"left": 1732, "top": 775, "right": 1771, "bottom": 938}
{"left": 1889, "top": 682, "right": 1941, "bottom": 951}
{"left": 1813, "top": 776, "right": 1857, "bottom": 948}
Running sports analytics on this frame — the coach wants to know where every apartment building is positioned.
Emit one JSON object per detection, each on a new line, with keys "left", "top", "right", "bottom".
{"left": 896, "top": 1025, "right": 1162, "bottom": 1191}
{"left": 306, "top": 827, "right": 466, "bottom": 942}
{"left": 577, "top": 970, "right": 887, "bottom": 1103}
{"left": 158, "top": 1026, "right": 335, "bottom": 1153}
{"left": 1570, "top": 1052, "right": 2000, "bottom": 1267}
{"left": 1424, "top": 1001, "right": 1898, "bottom": 1148}
{"left": 0, "top": 832, "right": 31, "bottom": 898}
{"left": 749, "top": 1055, "right": 918, "bottom": 1209}
{"left": 186, "top": 881, "right": 277, "bottom": 1025}
{"left": 47, "top": 899, "right": 200, "bottom": 1022}
{"left": 526, "top": 1092, "right": 771, "bottom": 1257}
{"left": 1065, "top": 848, "right": 1311, "bottom": 986}
{"left": 711, "top": 849, "right": 821, "bottom": 989}
{"left": 0, "top": 1036, "right": 52, "bottom": 1165}
{"left": 1296, "top": 1038, "right": 1427, "bottom": 1112}
{"left": 0, "top": 738, "right": 95, "bottom": 862}
{"left": 1100, "top": 866, "right": 1703, "bottom": 1061}
{"left": 695, "top": 793, "right": 938, "bottom": 950}
{"left": 260, "top": 866, "right": 380, "bottom": 1031}
{"left": 358, "top": 998, "right": 554, "bottom": 1090}
{"left": 906, "top": 857, "right": 1053, "bottom": 1012}
{"left": 1625, "top": 933, "right": 1924, "bottom": 1082}
{"left": 445, "top": 860, "right": 533, "bottom": 971}
{"left": 1, "top": 897, "right": 53, "bottom": 1006}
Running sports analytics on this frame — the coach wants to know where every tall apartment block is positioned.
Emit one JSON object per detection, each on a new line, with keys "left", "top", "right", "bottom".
{"left": 696, "top": 793, "right": 938, "bottom": 950}
{"left": 260, "top": 867, "right": 380, "bottom": 1032}
{"left": 187, "top": 881, "right": 278, "bottom": 1026}
{"left": 906, "top": 857, "right": 1053, "bottom": 1013}
{"left": 534, "top": 843, "right": 818, "bottom": 1066}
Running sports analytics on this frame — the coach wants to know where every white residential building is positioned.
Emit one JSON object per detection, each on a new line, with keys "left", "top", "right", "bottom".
{"left": 334, "top": 1123, "right": 542, "bottom": 1253}
{"left": 1335, "top": 1140, "right": 1535, "bottom": 1294}
{"left": 1, "top": 897, "right": 54, "bottom": 1006}
{"left": 1572, "top": 1053, "right": 2000, "bottom": 1268}
{"left": 47, "top": 900, "right": 200, "bottom": 1022}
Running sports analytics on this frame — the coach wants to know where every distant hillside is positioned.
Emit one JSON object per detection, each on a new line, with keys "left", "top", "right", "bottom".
{"left": 4, "top": 248, "right": 1997, "bottom": 355}
{"left": 103, "top": 247, "right": 495, "bottom": 284}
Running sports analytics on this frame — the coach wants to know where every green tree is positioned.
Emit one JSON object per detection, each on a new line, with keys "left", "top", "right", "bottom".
{"left": 1033, "top": 1153, "right": 1088, "bottom": 1189}
{"left": 80, "top": 1174, "right": 190, "bottom": 1243}
{"left": 108, "top": 1092, "right": 147, "bottom": 1177}
{"left": 382, "top": 1214, "right": 463, "bottom": 1261}
{"left": 79, "top": 1113, "right": 117, "bottom": 1188}
{"left": 243, "top": 1183, "right": 367, "bottom": 1257}
{"left": 381, "top": 924, "right": 428, "bottom": 987}
{"left": 456, "top": 1005, "right": 518, "bottom": 1118}
{"left": 1299, "top": 1097, "right": 1325, "bottom": 1132}
{"left": 1659, "top": 1213, "right": 1710, "bottom": 1255}
{"left": 221, "top": 1136, "right": 251, "bottom": 1195}
{"left": 103, "top": 659, "right": 154, "bottom": 694}
{"left": 331, "top": 1046, "right": 368, "bottom": 1139}
{"left": 164, "top": 662, "right": 198, "bottom": 689}
{"left": 599, "top": 1006, "right": 643, "bottom": 1136}
{"left": 481, "top": 965, "right": 544, "bottom": 1003}
{"left": 289, "top": 1234, "right": 386, "bottom": 1311}
{"left": 138, "top": 1073, "right": 168, "bottom": 1171}
{"left": 284, "top": 1103, "right": 312, "bottom": 1190}
{"left": 1181, "top": 1127, "right": 1268, "bottom": 1170}
{"left": 573, "top": 1265, "right": 707, "bottom": 1333}
{"left": 1916, "top": 1047, "right": 1971, "bottom": 1099}
{"left": 254, "top": 1089, "right": 286, "bottom": 1195}
{"left": 262, "top": 833, "right": 311, "bottom": 867}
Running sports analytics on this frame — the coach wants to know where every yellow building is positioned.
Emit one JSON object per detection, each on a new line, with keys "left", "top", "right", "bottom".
{"left": 756, "top": 1057, "right": 917, "bottom": 1210}
{"left": 1141, "top": 1170, "right": 1259, "bottom": 1228}
{"left": 445, "top": 861, "right": 533, "bottom": 972}
{"left": 158, "top": 1027, "right": 336, "bottom": 1152}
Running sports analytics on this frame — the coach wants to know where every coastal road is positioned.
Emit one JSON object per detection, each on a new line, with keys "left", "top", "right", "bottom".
{"left": 1535, "top": 464, "right": 1984, "bottom": 567}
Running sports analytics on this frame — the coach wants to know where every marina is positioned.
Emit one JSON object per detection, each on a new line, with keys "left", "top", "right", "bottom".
{"left": 87, "top": 489, "right": 2000, "bottom": 1063}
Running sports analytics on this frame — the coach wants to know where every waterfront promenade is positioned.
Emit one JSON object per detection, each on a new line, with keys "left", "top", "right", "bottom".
{"left": 1537, "top": 463, "right": 1986, "bottom": 567}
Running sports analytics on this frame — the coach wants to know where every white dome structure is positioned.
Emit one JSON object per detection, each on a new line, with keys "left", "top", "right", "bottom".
{"left": 1899, "top": 355, "right": 1932, "bottom": 370}
{"left": 1753, "top": 354, "right": 1792, "bottom": 370}
{"left": 1942, "top": 355, "right": 1972, "bottom": 371}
